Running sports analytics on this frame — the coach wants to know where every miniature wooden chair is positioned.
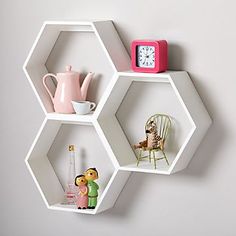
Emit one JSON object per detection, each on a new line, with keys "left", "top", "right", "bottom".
{"left": 136, "top": 114, "right": 171, "bottom": 169}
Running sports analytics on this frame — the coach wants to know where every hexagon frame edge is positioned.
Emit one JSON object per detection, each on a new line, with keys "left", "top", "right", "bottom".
{"left": 167, "top": 71, "right": 212, "bottom": 173}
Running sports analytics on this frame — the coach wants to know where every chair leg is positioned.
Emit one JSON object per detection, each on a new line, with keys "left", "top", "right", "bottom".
{"left": 148, "top": 150, "right": 151, "bottom": 163}
{"left": 162, "top": 150, "right": 169, "bottom": 165}
{"left": 137, "top": 149, "right": 142, "bottom": 166}
{"left": 153, "top": 151, "right": 157, "bottom": 169}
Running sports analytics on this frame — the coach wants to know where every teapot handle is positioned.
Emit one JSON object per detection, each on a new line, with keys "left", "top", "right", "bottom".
{"left": 43, "top": 73, "right": 57, "bottom": 104}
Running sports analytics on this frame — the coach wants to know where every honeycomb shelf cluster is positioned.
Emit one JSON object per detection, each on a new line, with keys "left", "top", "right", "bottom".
{"left": 23, "top": 21, "right": 211, "bottom": 214}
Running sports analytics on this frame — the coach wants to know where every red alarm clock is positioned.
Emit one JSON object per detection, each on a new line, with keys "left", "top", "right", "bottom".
{"left": 131, "top": 40, "right": 168, "bottom": 73}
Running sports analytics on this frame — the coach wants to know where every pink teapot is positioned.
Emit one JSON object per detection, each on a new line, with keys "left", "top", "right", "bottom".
{"left": 43, "top": 65, "right": 94, "bottom": 114}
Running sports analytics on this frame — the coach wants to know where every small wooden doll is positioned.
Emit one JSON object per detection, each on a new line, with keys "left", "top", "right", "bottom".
{"left": 74, "top": 175, "right": 88, "bottom": 209}
{"left": 84, "top": 168, "right": 99, "bottom": 209}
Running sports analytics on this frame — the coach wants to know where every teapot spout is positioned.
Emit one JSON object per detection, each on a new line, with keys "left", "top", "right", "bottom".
{"left": 81, "top": 72, "right": 94, "bottom": 100}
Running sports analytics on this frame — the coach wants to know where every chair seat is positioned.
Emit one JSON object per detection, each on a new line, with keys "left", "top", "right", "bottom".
{"left": 141, "top": 146, "right": 161, "bottom": 151}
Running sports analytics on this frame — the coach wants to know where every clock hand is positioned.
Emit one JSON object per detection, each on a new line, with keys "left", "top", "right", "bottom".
{"left": 148, "top": 52, "right": 154, "bottom": 56}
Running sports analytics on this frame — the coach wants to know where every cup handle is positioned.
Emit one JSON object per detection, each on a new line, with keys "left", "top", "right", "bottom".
{"left": 43, "top": 73, "right": 57, "bottom": 103}
{"left": 90, "top": 102, "right": 96, "bottom": 111}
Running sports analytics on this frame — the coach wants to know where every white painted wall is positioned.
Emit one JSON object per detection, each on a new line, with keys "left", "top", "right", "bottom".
{"left": 1, "top": 0, "right": 236, "bottom": 235}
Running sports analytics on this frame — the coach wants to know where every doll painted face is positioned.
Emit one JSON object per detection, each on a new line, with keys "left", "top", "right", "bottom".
{"left": 84, "top": 168, "right": 98, "bottom": 181}
{"left": 75, "top": 175, "right": 88, "bottom": 186}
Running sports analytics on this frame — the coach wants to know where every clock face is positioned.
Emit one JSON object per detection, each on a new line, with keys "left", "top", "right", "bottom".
{"left": 137, "top": 45, "right": 155, "bottom": 68}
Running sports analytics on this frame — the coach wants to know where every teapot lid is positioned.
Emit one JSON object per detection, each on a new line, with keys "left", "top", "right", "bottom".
{"left": 58, "top": 65, "right": 79, "bottom": 75}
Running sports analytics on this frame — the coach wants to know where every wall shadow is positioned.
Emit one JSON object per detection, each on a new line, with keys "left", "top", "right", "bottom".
{"left": 168, "top": 43, "right": 185, "bottom": 70}
{"left": 175, "top": 73, "right": 225, "bottom": 179}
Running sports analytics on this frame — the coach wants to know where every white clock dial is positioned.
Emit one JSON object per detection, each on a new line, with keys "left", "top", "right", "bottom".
{"left": 137, "top": 45, "right": 155, "bottom": 68}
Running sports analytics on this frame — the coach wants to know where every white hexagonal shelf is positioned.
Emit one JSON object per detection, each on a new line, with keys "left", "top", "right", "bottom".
{"left": 24, "top": 20, "right": 211, "bottom": 214}
{"left": 23, "top": 20, "right": 130, "bottom": 116}
{"left": 25, "top": 117, "right": 130, "bottom": 214}
{"left": 97, "top": 71, "right": 212, "bottom": 174}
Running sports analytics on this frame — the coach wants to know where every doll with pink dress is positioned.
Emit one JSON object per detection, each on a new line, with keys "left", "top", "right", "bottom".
{"left": 74, "top": 175, "right": 88, "bottom": 209}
